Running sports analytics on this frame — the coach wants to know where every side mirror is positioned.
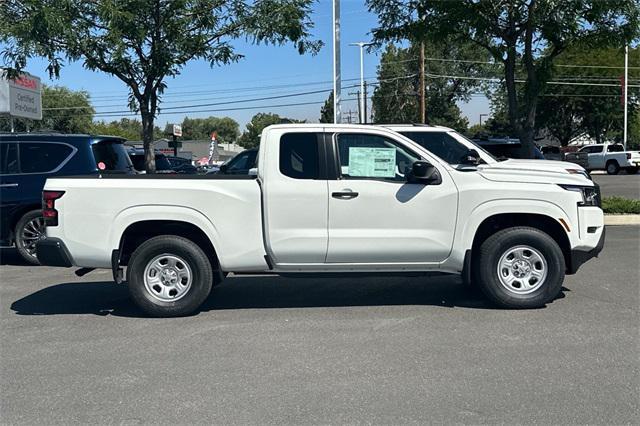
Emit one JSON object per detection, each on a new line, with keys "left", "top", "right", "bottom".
{"left": 218, "top": 164, "right": 228, "bottom": 173}
{"left": 407, "top": 160, "right": 441, "bottom": 184}
{"left": 248, "top": 167, "right": 258, "bottom": 177}
{"left": 460, "top": 149, "right": 480, "bottom": 165}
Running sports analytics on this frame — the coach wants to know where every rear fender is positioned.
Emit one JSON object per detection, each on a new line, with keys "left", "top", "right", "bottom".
{"left": 110, "top": 205, "right": 221, "bottom": 261}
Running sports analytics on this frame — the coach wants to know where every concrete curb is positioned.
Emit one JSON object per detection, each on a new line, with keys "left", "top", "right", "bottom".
{"left": 604, "top": 214, "right": 640, "bottom": 226}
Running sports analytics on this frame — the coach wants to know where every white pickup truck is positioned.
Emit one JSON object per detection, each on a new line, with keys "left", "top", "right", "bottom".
{"left": 37, "top": 124, "right": 605, "bottom": 317}
{"left": 577, "top": 143, "right": 640, "bottom": 175}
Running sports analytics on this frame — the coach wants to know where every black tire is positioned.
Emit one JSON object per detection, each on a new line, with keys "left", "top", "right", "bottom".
{"left": 127, "top": 235, "right": 213, "bottom": 317}
{"left": 606, "top": 160, "right": 620, "bottom": 175}
{"left": 474, "top": 227, "right": 565, "bottom": 309}
{"left": 626, "top": 167, "right": 639, "bottom": 175}
{"left": 15, "top": 210, "right": 44, "bottom": 266}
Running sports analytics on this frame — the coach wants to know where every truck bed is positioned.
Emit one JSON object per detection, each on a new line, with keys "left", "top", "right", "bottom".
{"left": 44, "top": 175, "right": 267, "bottom": 271}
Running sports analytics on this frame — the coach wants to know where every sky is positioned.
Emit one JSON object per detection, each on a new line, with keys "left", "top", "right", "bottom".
{"left": 20, "top": 0, "right": 489, "bottom": 130}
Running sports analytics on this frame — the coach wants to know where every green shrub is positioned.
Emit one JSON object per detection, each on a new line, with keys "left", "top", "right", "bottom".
{"left": 602, "top": 196, "right": 640, "bottom": 214}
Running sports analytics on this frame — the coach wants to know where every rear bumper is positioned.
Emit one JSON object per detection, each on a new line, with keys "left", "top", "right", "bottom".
{"left": 36, "top": 238, "right": 73, "bottom": 267}
{"left": 568, "top": 226, "right": 606, "bottom": 274}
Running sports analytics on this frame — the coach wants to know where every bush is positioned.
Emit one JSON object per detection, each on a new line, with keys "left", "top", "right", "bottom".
{"left": 602, "top": 197, "right": 640, "bottom": 214}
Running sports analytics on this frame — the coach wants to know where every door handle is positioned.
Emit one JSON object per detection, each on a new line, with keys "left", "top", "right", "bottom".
{"left": 332, "top": 191, "right": 359, "bottom": 199}
{"left": 0, "top": 183, "right": 19, "bottom": 188}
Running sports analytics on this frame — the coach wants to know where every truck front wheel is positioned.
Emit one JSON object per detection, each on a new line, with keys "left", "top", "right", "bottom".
{"left": 475, "top": 227, "right": 565, "bottom": 309}
{"left": 127, "top": 235, "right": 213, "bottom": 317}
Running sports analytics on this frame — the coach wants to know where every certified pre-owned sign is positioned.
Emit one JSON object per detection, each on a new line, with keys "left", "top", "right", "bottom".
{"left": 0, "top": 71, "right": 43, "bottom": 120}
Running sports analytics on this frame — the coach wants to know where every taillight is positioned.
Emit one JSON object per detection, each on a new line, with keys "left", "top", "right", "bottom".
{"left": 42, "top": 190, "right": 65, "bottom": 226}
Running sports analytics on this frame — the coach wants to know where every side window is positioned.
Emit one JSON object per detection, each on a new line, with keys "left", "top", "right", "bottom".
{"left": 0, "top": 143, "right": 19, "bottom": 174}
{"left": 590, "top": 146, "right": 604, "bottom": 153}
{"left": 279, "top": 133, "right": 320, "bottom": 179}
{"left": 336, "top": 133, "right": 419, "bottom": 181}
{"left": 400, "top": 131, "right": 470, "bottom": 164}
{"left": 19, "top": 143, "right": 73, "bottom": 173}
{"left": 607, "top": 145, "right": 624, "bottom": 152}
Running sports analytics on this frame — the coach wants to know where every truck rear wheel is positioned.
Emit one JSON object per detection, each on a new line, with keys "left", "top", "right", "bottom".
{"left": 475, "top": 227, "right": 565, "bottom": 309}
{"left": 127, "top": 235, "right": 213, "bottom": 317}
{"left": 606, "top": 160, "right": 620, "bottom": 175}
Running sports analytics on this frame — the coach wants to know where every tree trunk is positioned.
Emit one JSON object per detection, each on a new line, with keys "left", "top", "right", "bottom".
{"left": 141, "top": 108, "right": 156, "bottom": 173}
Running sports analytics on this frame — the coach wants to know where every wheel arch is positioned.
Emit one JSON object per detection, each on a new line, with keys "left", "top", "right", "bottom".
{"left": 111, "top": 205, "right": 222, "bottom": 272}
{"left": 470, "top": 213, "right": 572, "bottom": 272}
{"left": 117, "top": 219, "right": 221, "bottom": 273}
{"left": 9, "top": 204, "right": 41, "bottom": 240}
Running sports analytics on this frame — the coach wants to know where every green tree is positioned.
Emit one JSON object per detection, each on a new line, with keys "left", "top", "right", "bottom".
{"left": 238, "top": 112, "right": 303, "bottom": 148}
{"left": 319, "top": 91, "right": 333, "bottom": 123}
{"left": 371, "top": 42, "right": 486, "bottom": 131}
{"left": 539, "top": 45, "right": 639, "bottom": 145}
{"left": 1, "top": 0, "right": 320, "bottom": 172}
{"left": 0, "top": 85, "right": 94, "bottom": 133}
{"left": 180, "top": 116, "right": 240, "bottom": 143}
{"left": 91, "top": 118, "right": 162, "bottom": 140}
{"left": 367, "top": 0, "right": 639, "bottom": 156}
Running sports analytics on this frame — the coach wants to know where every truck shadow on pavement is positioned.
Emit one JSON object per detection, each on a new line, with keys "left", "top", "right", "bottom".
{"left": 10, "top": 275, "right": 565, "bottom": 317}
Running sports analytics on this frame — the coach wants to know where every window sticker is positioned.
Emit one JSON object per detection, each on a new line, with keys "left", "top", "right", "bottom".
{"left": 348, "top": 147, "right": 396, "bottom": 178}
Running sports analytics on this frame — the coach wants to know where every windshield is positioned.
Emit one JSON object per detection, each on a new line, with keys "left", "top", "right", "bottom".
{"left": 91, "top": 140, "right": 134, "bottom": 172}
{"left": 400, "top": 130, "right": 496, "bottom": 164}
{"left": 455, "top": 134, "right": 498, "bottom": 161}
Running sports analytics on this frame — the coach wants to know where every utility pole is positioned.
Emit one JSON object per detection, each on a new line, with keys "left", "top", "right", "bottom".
{"left": 479, "top": 113, "right": 489, "bottom": 126}
{"left": 332, "top": 0, "right": 341, "bottom": 124}
{"left": 419, "top": 40, "right": 426, "bottom": 124}
{"left": 623, "top": 44, "right": 629, "bottom": 151}
{"left": 349, "top": 41, "right": 373, "bottom": 124}
{"left": 363, "top": 81, "right": 368, "bottom": 124}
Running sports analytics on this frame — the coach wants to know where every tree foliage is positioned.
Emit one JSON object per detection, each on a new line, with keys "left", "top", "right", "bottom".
{"left": 319, "top": 91, "right": 334, "bottom": 123}
{"left": 180, "top": 116, "right": 240, "bottom": 142}
{"left": 0, "top": 85, "right": 93, "bottom": 133}
{"left": 371, "top": 41, "right": 488, "bottom": 131}
{"left": 1, "top": 0, "right": 320, "bottom": 171}
{"left": 91, "top": 118, "right": 162, "bottom": 140}
{"left": 537, "top": 45, "right": 640, "bottom": 146}
{"left": 238, "top": 112, "right": 304, "bottom": 148}
{"left": 367, "top": 0, "right": 640, "bottom": 155}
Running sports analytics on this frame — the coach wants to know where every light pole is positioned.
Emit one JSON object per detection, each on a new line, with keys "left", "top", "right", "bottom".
{"left": 349, "top": 42, "right": 373, "bottom": 124}
{"left": 332, "top": 0, "right": 341, "bottom": 124}
{"left": 479, "top": 113, "right": 489, "bottom": 126}
{"left": 623, "top": 44, "right": 629, "bottom": 151}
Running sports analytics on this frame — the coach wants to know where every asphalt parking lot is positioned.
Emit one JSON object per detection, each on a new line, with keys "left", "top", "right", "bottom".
{"left": 1, "top": 226, "right": 638, "bottom": 425}
{"left": 592, "top": 173, "right": 640, "bottom": 199}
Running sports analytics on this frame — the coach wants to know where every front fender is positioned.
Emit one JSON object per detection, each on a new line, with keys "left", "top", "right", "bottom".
{"left": 441, "top": 199, "right": 575, "bottom": 273}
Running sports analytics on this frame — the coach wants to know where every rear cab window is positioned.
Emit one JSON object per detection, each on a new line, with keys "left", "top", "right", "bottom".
{"left": 279, "top": 133, "right": 320, "bottom": 179}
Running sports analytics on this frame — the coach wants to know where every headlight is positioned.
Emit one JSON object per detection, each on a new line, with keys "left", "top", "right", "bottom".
{"left": 559, "top": 184, "right": 601, "bottom": 207}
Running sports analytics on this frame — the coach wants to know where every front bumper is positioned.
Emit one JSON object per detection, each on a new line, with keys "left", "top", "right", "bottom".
{"left": 36, "top": 238, "right": 73, "bottom": 267}
{"left": 568, "top": 226, "right": 606, "bottom": 274}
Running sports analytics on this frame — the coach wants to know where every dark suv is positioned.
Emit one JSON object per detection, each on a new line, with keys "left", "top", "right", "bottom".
{"left": 0, "top": 133, "right": 133, "bottom": 264}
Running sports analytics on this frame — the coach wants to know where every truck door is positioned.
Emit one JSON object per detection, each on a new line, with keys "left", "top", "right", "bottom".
{"left": 261, "top": 129, "right": 329, "bottom": 264}
{"left": 326, "top": 131, "right": 458, "bottom": 264}
{"left": 586, "top": 145, "right": 604, "bottom": 169}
